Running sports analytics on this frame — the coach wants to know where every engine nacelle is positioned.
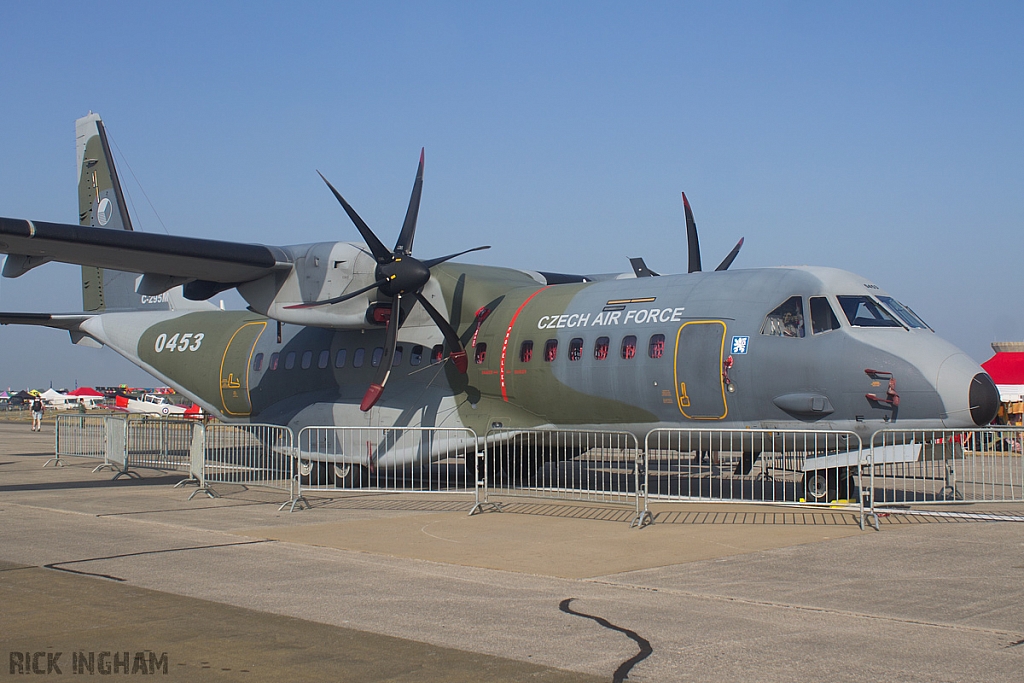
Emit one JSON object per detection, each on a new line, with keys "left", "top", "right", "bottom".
{"left": 239, "top": 241, "right": 383, "bottom": 328}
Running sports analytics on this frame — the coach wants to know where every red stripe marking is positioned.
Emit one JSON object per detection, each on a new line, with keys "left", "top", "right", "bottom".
{"left": 500, "top": 286, "right": 550, "bottom": 402}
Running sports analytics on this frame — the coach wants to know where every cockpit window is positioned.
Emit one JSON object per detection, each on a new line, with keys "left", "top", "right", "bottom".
{"left": 877, "top": 296, "right": 930, "bottom": 330}
{"left": 836, "top": 295, "right": 902, "bottom": 328}
{"left": 761, "top": 296, "right": 805, "bottom": 337}
{"left": 810, "top": 297, "right": 841, "bottom": 334}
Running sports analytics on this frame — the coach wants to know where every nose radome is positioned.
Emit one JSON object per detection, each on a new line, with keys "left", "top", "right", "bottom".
{"left": 936, "top": 354, "right": 996, "bottom": 428}
{"left": 969, "top": 372, "right": 999, "bottom": 426}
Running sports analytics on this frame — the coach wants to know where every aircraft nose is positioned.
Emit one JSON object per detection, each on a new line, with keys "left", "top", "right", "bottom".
{"left": 969, "top": 372, "right": 999, "bottom": 426}
{"left": 935, "top": 353, "right": 999, "bottom": 427}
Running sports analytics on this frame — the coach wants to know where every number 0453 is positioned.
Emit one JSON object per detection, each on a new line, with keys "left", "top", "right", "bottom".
{"left": 154, "top": 332, "right": 204, "bottom": 353}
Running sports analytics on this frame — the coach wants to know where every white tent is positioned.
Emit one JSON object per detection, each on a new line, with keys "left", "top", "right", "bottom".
{"left": 40, "top": 388, "right": 78, "bottom": 410}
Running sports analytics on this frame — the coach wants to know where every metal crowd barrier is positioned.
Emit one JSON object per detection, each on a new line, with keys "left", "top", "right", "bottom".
{"left": 191, "top": 423, "right": 300, "bottom": 508}
{"left": 125, "top": 416, "right": 198, "bottom": 473}
{"left": 48, "top": 418, "right": 1024, "bottom": 528}
{"left": 869, "top": 428, "right": 1024, "bottom": 507}
{"left": 295, "top": 426, "right": 479, "bottom": 499}
{"left": 644, "top": 428, "right": 869, "bottom": 526}
{"left": 52, "top": 414, "right": 132, "bottom": 475}
{"left": 478, "top": 429, "right": 646, "bottom": 523}
{"left": 53, "top": 414, "right": 109, "bottom": 467}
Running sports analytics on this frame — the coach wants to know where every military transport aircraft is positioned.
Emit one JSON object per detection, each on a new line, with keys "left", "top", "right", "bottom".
{"left": 0, "top": 113, "right": 999, "bottom": 498}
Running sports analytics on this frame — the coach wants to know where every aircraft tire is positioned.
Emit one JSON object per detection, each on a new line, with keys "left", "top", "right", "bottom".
{"left": 803, "top": 467, "right": 859, "bottom": 503}
{"left": 803, "top": 468, "right": 835, "bottom": 503}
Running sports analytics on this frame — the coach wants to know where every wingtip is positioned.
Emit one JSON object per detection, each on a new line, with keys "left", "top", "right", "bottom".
{"left": 681, "top": 191, "right": 691, "bottom": 210}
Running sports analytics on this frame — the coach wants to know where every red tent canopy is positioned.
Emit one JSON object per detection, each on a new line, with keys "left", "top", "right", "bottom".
{"left": 981, "top": 353, "right": 1024, "bottom": 385}
{"left": 67, "top": 387, "right": 104, "bottom": 397}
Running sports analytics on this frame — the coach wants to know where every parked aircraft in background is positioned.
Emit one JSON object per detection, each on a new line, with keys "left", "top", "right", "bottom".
{"left": 0, "top": 113, "right": 999, "bottom": 499}
{"left": 113, "top": 392, "right": 201, "bottom": 417}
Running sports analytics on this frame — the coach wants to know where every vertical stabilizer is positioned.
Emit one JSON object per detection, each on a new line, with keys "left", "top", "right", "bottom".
{"left": 77, "top": 113, "right": 172, "bottom": 312}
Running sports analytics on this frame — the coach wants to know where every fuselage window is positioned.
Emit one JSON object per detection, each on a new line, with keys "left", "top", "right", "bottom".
{"left": 621, "top": 335, "right": 637, "bottom": 359}
{"left": 810, "top": 297, "right": 841, "bottom": 334}
{"left": 269, "top": 352, "right": 280, "bottom": 371}
{"left": 837, "top": 296, "right": 902, "bottom": 328}
{"left": 568, "top": 338, "right": 583, "bottom": 361}
{"left": 762, "top": 296, "right": 805, "bottom": 337}
{"left": 430, "top": 345, "right": 443, "bottom": 364}
{"left": 594, "top": 337, "right": 609, "bottom": 360}
{"left": 285, "top": 351, "right": 297, "bottom": 370}
{"left": 394, "top": 345, "right": 403, "bottom": 366}
{"left": 544, "top": 339, "right": 558, "bottom": 362}
{"left": 301, "top": 350, "right": 313, "bottom": 369}
{"left": 648, "top": 334, "right": 665, "bottom": 359}
{"left": 334, "top": 349, "right": 347, "bottom": 368}
{"left": 317, "top": 350, "right": 330, "bottom": 369}
{"left": 409, "top": 345, "right": 423, "bottom": 366}
{"left": 475, "top": 343, "right": 487, "bottom": 364}
{"left": 519, "top": 340, "right": 534, "bottom": 363}
{"left": 371, "top": 347, "right": 384, "bottom": 367}
{"left": 252, "top": 353, "right": 264, "bottom": 371}
{"left": 877, "top": 296, "right": 930, "bottom": 329}
{"left": 353, "top": 348, "right": 366, "bottom": 368}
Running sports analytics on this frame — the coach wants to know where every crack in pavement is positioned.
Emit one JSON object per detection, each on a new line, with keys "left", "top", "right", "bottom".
{"left": 42, "top": 540, "right": 271, "bottom": 582}
{"left": 586, "top": 579, "right": 1024, "bottom": 642}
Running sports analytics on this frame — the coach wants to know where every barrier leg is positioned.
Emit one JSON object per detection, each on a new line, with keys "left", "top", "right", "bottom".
{"left": 629, "top": 454, "right": 653, "bottom": 528}
{"left": 468, "top": 450, "right": 502, "bottom": 516}
{"left": 279, "top": 476, "right": 310, "bottom": 512}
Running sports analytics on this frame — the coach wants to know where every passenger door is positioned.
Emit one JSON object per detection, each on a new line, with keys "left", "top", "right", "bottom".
{"left": 674, "top": 320, "right": 728, "bottom": 420}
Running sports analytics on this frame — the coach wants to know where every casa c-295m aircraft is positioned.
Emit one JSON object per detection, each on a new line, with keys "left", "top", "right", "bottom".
{"left": 0, "top": 113, "right": 999, "bottom": 497}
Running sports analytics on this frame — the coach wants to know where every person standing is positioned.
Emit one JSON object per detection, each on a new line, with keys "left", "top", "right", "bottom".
{"left": 30, "top": 398, "right": 43, "bottom": 432}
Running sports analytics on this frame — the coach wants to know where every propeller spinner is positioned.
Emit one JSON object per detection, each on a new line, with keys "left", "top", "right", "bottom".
{"left": 285, "top": 150, "right": 489, "bottom": 411}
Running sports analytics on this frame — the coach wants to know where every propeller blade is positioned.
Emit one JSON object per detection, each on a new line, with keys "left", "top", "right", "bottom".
{"left": 360, "top": 294, "right": 403, "bottom": 411}
{"left": 682, "top": 192, "right": 701, "bottom": 273}
{"left": 715, "top": 237, "right": 744, "bottom": 271}
{"left": 413, "top": 292, "right": 468, "bottom": 373}
{"left": 282, "top": 278, "right": 387, "bottom": 309}
{"left": 421, "top": 245, "right": 491, "bottom": 269}
{"left": 317, "top": 171, "right": 392, "bottom": 264}
{"left": 394, "top": 149, "right": 424, "bottom": 256}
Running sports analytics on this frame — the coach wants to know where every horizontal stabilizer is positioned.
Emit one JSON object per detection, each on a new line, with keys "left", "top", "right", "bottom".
{"left": 0, "top": 312, "right": 93, "bottom": 330}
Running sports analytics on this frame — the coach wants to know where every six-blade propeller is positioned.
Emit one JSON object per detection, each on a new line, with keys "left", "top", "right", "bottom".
{"left": 291, "top": 156, "right": 739, "bottom": 412}
{"left": 631, "top": 193, "right": 744, "bottom": 278}
{"left": 285, "top": 150, "right": 489, "bottom": 411}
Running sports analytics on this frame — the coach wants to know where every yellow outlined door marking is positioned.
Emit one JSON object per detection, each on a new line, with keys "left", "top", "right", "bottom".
{"left": 220, "top": 321, "right": 267, "bottom": 416}
{"left": 673, "top": 320, "right": 728, "bottom": 420}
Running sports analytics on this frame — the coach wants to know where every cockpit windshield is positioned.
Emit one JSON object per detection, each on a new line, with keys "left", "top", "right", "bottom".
{"left": 877, "top": 295, "right": 930, "bottom": 330}
{"left": 836, "top": 295, "right": 902, "bottom": 328}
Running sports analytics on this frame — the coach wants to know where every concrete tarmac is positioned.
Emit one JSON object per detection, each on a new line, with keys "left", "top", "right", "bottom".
{"left": 0, "top": 421, "right": 1022, "bottom": 682}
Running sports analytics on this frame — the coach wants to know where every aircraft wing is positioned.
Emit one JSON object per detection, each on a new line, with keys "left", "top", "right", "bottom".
{"left": 0, "top": 217, "right": 291, "bottom": 284}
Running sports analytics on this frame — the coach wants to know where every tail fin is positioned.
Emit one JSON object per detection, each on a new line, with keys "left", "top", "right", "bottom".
{"left": 77, "top": 113, "right": 172, "bottom": 312}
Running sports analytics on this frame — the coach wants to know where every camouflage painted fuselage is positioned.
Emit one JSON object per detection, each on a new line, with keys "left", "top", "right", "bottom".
{"left": 77, "top": 257, "right": 992, "bottom": 459}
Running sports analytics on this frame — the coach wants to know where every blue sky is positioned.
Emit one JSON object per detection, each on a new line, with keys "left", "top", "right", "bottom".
{"left": 1, "top": 2, "right": 1022, "bottom": 389}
